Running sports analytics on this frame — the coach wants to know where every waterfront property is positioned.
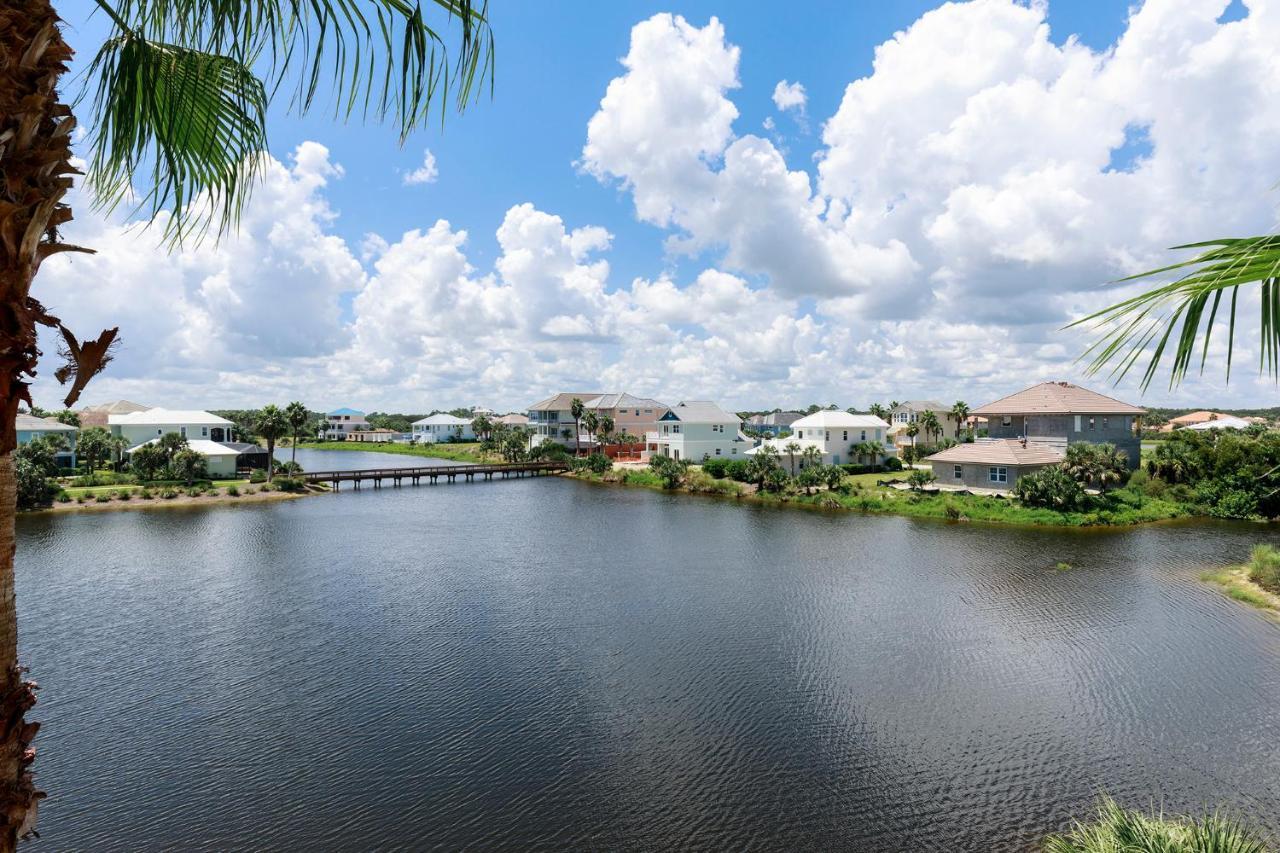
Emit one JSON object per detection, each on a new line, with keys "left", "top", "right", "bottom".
{"left": 527, "top": 391, "right": 666, "bottom": 450}
{"left": 650, "top": 400, "right": 745, "bottom": 461}
{"left": 925, "top": 439, "right": 1065, "bottom": 491}
{"left": 412, "top": 414, "right": 476, "bottom": 443}
{"left": 1180, "top": 415, "right": 1252, "bottom": 432}
{"left": 888, "top": 400, "right": 963, "bottom": 447}
{"left": 322, "top": 407, "right": 370, "bottom": 440}
{"left": 125, "top": 437, "right": 241, "bottom": 476}
{"left": 745, "top": 411, "right": 803, "bottom": 436}
{"left": 17, "top": 413, "right": 79, "bottom": 468}
{"left": 972, "top": 381, "right": 1145, "bottom": 467}
{"left": 494, "top": 413, "right": 529, "bottom": 428}
{"left": 109, "top": 408, "right": 236, "bottom": 445}
{"left": 346, "top": 428, "right": 402, "bottom": 443}
{"left": 581, "top": 393, "right": 668, "bottom": 440}
{"left": 527, "top": 391, "right": 603, "bottom": 448}
{"left": 746, "top": 410, "right": 892, "bottom": 467}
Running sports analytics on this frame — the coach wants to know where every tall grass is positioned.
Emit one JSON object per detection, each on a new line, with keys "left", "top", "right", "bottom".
{"left": 1044, "top": 797, "right": 1266, "bottom": 853}
{"left": 1247, "top": 544, "right": 1280, "bottom": 594}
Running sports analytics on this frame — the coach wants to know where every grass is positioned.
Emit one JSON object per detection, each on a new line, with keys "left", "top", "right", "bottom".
{"left": 569, "top": 466, "right": 1190, "bottom": 529}
{"left": 303, "top": 441, "right": 487, "bottom": 463}
{"left": 1201, "top": 546, "right": 1280, "bottom": 616}
{"left": 61, "top": 478, "right": 248, "bottom": 498}
{"left": 1044, "top": 796, "right": 1267, "bottom": 852}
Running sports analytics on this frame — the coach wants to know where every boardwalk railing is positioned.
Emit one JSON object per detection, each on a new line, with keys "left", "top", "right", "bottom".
{"left": 304, "top": 460, "right": 571, "bottom": 490}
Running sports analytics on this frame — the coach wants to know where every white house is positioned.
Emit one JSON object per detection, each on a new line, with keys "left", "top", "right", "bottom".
{"left": 650, "top": 401, "right": 745, "bottom": 461}
{"left": 109, "top": 408, "right": 235, "bottom": 446}
{"left": 126, "top": 437, "right": 241, "bottom": 477}
{"left": 1181, "top": 415, "right": 1252, "bottom": 432}
{"left": 747, "top": 411, "right": 892, "bottom": 468}
{"left": 322, "top": 408, "right": 369, "bottom": 440}
{"left": 412, "top": 413, "right": 476, "bottom": 443}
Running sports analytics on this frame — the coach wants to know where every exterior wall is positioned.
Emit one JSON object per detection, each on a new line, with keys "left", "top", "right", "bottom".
{"left": 528, "top": 409, "right": 574, "bottom": 446}
{"left": 17, "top": 428, "right": 77, "bottom": 467}
{"left": 985, "top": 413, "right": 1140, "bottom": 467}
{"left": 323, "top": 413, "right": 369, "bottom": 440}
{"left": 930, "top": 460, "right": 1051, "bottom": 491}
{"left": 205, "top": 454, "right": 238, "bottom": 477}
{"left": 591, "top": 404, "right": 666, "bottom": 440}
{"left": 413, "top": 423, "right": 476, "bottom": 443}
{"left": 114, "top": 422, "right": 229, "bottom": 447}
{"left": 655, "top": 421, "right": 742, "bottom": 461}
{"left": 890, "top": 406, "right": 961, "bottom": 438}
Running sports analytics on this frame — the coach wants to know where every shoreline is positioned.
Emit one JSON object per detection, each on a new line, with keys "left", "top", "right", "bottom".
{"left": 31, "top": 484, "right": 327, "bottom": 514}
{"left": 1200, "top": 566, "right": 1280, "bottom": 617}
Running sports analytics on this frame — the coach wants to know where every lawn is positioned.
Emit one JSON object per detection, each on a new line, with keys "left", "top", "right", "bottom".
{"left": 303, "top": 440, "right": 488, "bottom": 463}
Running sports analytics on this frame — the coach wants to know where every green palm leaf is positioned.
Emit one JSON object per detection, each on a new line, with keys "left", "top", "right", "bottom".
{"left": 1070, "top": 236, "right": 1280, "bottom": 388}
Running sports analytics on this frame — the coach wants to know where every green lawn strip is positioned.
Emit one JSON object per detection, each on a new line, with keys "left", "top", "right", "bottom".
{"left": 61, "top": 478, "right": 249, "bottom": 498}
{"left": 302, "top": 441, "right": 488, "bottom": 464}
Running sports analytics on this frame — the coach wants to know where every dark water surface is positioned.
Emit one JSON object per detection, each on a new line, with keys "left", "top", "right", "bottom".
{"left": 16, "top": 450, "right": 1280, "bottom": 851}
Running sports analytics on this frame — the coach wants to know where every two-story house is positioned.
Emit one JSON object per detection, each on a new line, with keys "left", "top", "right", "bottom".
{"left": 581, "top": 393, "right": 668, "bottom": 441}
{"left": 745, "top": 411, "right": 803, "bottom": 436}
{"left": 17, "top": 413, "right": 79, "bottom": 469}
{"left": 651, "top": 401, "right": 744, "bottom": 461}
{"left": 747, "top": 411, "right": 892, "bottom": 467}
{"left": 527, "top": 392, "right": 604, "bottom": 449}
{"left": 888, "top": 400, "right": 963, "bottom": 447}
{"left": 925, "top": 382, "right": 1145, "bottom": 491}
{"left": 322, "top": 408, "right": 369, "bottom": 440}
{"left": 110, "top": 408, "right": 241, "bottom": 476}
{"left": 412, "top": 414, "right": 476, "bottom": 443}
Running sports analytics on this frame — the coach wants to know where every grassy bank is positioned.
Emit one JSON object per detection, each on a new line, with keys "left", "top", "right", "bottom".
{"left": 302, "top": 441, "right": 487, "bottom": 463}
{"left": 1201, "top": 545, "right": 1280, "bottom": 616}
{"left": 569, "top": 466, "right": 1191, "bottom": 528}
{"left": 38, "top": 482, "right": 328, "bottom": 513}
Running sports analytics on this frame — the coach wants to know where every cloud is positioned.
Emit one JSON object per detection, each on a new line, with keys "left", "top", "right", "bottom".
{"left": 771, "top": 79, "right": 807, "bottom": 112}
{"left": 402, "top": 149, "right": 439, "bottom": 185}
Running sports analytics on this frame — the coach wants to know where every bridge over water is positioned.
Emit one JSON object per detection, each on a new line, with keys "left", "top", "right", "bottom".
{"left": 303, "top": 460, "right": 571, "bottom": 490}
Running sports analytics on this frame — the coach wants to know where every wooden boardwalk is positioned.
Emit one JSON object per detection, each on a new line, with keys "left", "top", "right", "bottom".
{"left": 303, "top": 460, "right": 570, "bottom": 490}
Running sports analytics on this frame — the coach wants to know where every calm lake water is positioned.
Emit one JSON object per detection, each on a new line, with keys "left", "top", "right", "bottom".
{"left": 16, "top": 449, "right": 1280, "bottom": 850}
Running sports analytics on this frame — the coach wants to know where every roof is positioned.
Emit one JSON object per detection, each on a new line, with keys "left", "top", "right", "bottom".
{"left": 496, "top": 413, "right": 529, "bottom": 425}
{"left": 128, "top": 438, "right": 240, "bottom": 457}
{"left": 926, "top": 440, "right": 1065, "bottom": 466}
{"left": 747, "top": 411, "right": 803, "bottom": 426}
{"left": 222, "top": 442, "right": 266, "bottom": 454}
{"left": 16, "top": 414, "right": 77, "bottom": 432}
{"left": 351, "top": 427, "right": 398, "bottom": 434}
{"left": 1181, "top": 416, "right": 1252, "bottom": 431}
{"left": 1168, "top": 410, "right": 1229, "bottom": 425}
{"left": 791, "top": 410, "right": 889, "bottom": 430}
{"left": 528, "top": 392, "right": 606, "bottom": 412}
{"left": 891, "top": 400, "right": 947, "bottom": 413}
{"left": 972, "top": 382, "right": 1145, "bottom": 416}
{"left": 328, "top": 407, "right": 366, "bottom": 416}
{"left": 584, "top": 392, "right": 667, "bottom": 410}
{"left": 661, "top": 401, "right": 741, "bottom": 424}
{"left": 109, "top": 408, "right": 233, "bottom": 427}
{"left": 413, "top": 413, "right": 471, "bottom": 426}
{"left": 80, "top": 400, "right": 150, "bottom": 414}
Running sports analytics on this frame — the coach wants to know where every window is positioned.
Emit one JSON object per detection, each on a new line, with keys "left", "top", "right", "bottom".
{"left": 201, "top": 427, "right": 208, "bottom": 437}
{"left": 860, "top": 430, "right": 867, "bottom": 441}
{"left": 1102, "top": 417, "right": 1109, "bottom": 429}
{"left": 180, "top": 427, "right": 187, "bottom": 437}
{"left": 989, "top": 466, "right": 1007, "bottom": 483}
{"left": 1088, "top": 417, "right": 1096, "bottom": 431}
{"left": 843, "top": 430, "right": 848, "bottom": 441}
{"left": 954, "top": 465, "right": 963, "bottom": 479}
{"left": 1074, "top": 415, "right": 1081, "bottom": 432}
{"left": 797, "top": 430, "right": 804, "bottom": 439}
{"left": 715, "top": 448, "right": 721, "bottom": 456}
{"left": 732, "top": 448, "right": 738, "bottom": 454}
{"left": 1001, "top": 416, "right": 1012, "bottom": 427}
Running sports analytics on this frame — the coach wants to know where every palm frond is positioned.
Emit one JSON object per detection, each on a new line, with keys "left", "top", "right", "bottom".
{"left": 85, "top": 0, "right": 494, "bottom": 240}
{"left": 1070, "top": 236, "right": 1280, "bottom": 389}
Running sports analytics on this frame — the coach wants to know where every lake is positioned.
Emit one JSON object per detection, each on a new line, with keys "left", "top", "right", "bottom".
{"left": 16, "top": 448, "right": 1280, "bottom": 850}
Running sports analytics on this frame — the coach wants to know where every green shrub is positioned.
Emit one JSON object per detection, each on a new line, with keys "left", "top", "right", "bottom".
{"left": 75, "top": 493, "right": 88, "bottom": 504}
{"left": 724, "top": 459, "right": 752, "bottom": 482}
{"left": 273, "top": 476, "right": 305, "bottom": 493}
{"left": 139, "top": 487, "right": 153, "bottom": 500}
{"left": 906, "top": 469, "right": 936, "bottom": 491}
{"left": 701, "top": 457, "right": 730, "bottom": 478}
{"left": 249, "top": 469, "right": 268, "bottom": 484}
{"left": 115, "top": 489, "right": 132, "bottom": 501}
{"left": 882, "top": 456, "right": 903, "bottom": 471}
{"left": 1013, "top": 467, "right": 1086, "bottom": 511}
{"left": 94, "top": 493, "right": 110, "bottom": 503}
{"left": 1043, "top": 795, "right": 1266, "bottom": 853}
{"left": 258, "top": 482, "right": 274, "bottom": 492}
{"left": 584, "top": 452, "right": 612, "bottom": 474}
{"left": 55, "top": 491, "right": 71, "bottom": 503}
{"left": 186, "top": 486, "right": 204, "bottom": 498}
{"left": 1247, "top": 544, "right": 1280, "bottom": 594}
{"left": 225, "top": 485, "right": 240, "bottom": 497}
{"left": 648, "top": 455, "right": 688, "bottom": 489}
{"left": 161, "top": 488, "right": 179, "bottom": 500}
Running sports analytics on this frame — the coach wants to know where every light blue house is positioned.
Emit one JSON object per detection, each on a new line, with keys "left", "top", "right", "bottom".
{"left": 17, "top": 413, "right": 78, "bottom": 468}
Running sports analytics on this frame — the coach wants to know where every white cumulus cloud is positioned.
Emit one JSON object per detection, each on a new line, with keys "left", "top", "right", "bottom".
{"left": 402, "top": 149, "right": 439, "bottom": 185}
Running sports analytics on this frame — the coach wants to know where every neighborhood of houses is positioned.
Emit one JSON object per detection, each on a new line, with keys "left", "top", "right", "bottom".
{"left": 16, "top": 381, "right": 1268, "bottom": 495}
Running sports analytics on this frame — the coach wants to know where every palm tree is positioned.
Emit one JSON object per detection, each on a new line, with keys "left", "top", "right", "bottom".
{"left": 581, "top": 411, "right": 599, "bottom": 454}
{"left": 1072, "top": 237, "right": 1280, "bottom": 387}
{"left": 0, "top": 3, "right": 493, "bottom": 839}
{"left": 597, "top": 415, "right": 615, "bottom": 450}
{"left": 905, "top": 423, "right": 919, "bottom": 453}
{"left": 256, "top": 405, "right": 289, "bottom": 481}
{"left": 284, "top": 401, "right": 309, "bottom": 467}
{"left": 748, "top": 444, "right": 779, "bottom": 488}
{"left": 920, "top": 410, "right": 942, "bottom": 446}
{"left": 570, "top": 398, "right": 585, "bottom": 457}
{"left": 783, "top": 440, "right": 802, "bottom": 475}
{"left": 868, "top": 403, "right": 888, "bottom": 424}
{"left": 801, "top": 445, "right": 823, "bottom": 471}
{"left": 950, "top": 401, "right": 969, "bottom": 439}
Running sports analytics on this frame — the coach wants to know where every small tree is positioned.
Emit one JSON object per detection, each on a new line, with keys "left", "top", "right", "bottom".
{"left": 748, "top": 444, "right": 780, "bottom": 488}
{"left": 581, "top": 411, "right": 599, "bottom": 454}
{"left": 649, "top": 454, "right": 687, "bottom": 489}
{"left": 13, "top": 438, "right": 62, "bottom": 510}
{"left": 128, "top": 444, "right": 167, "bottom": 481}
{"left": 53, "top": 410, "right": 80, "bottom": 428}
{"left": 906, "top": 469, "right": 936, "bottom": 491}
{"left": 1013, "top": 467, "right": 1087, "bottom": 511}
{"left": 783, "top": 440, "right": 802, "bottom": 475}
{"left": 170, "top": 448, "right": 209, "bottom": 486}
{"left": 157, "top": 432, "right": 188, "bottom": 460}
{"left": 76, "top": 426, "right": 113, "bottom": 473}
{"left": 256, "top": 405, "right": 289, "bottom": 481}
{"left": 822, "top": 465, "right": 845, "bottom": 492}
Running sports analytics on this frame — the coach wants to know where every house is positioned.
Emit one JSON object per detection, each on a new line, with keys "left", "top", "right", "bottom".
{"left": 346, "top": 428, "right": 400, "bottom": 443}
{"left": 581, "top": 393, "right": 668, "bottom": 441}
{"left": 526, "top": 392, "right": 604, "bottom": 448}
{"left": 412, "top": 414, "right": 476, "bottom": 443}
{"left": 495, "top": 413, "right": 529, "bottom": 428}
{"left": 650, "top": 401, "right": 745, "bottom": 461}
{"left": 747, "top": 411, "right": 893, "bottom": 468}
{"left": 77, "top": 399, "right": 150, "bottom": 429}
{"left": 222, "top": 442, "right": 270, "bottom": 471}
{"left": 17, "top": 413, "right": 78, "bottom": 469}
{"left": 1180, "top": 415, "right": 1252, "bottom": 432}
{"left": 926, "top": 439, "right": 1066, "bottom": 492}
{"left": 109, "top": 408, "right": 235, "bottom": 446}
{"left": 888, "top": 400, "right": 963, "bottom": 447}
{"left": 745, "top": 411, "right": 803, "bottom": 436}
{"left": 126, "top": 437, "right": 241, "bottom": 477}
{"left": 1160, "top": 411, "right": 1245, "bottom": 432}
{"left": 322, "top": 408, "right": 369, "bottom": 440}
{"left": 971, "top": 381, "right": 1145, "bottom": 467}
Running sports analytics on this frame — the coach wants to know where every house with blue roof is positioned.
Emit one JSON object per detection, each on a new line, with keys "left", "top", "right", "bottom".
{"left": 322, "top": 407, "right": 369, "bottom": 440}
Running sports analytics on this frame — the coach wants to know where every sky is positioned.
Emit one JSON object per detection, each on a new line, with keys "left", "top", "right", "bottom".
{"left": 37, "top": 0, "right": 1280, "bottom": 413}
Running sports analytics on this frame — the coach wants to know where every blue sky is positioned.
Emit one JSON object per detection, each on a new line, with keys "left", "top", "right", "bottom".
{"left": 42, "top": 0, "right": 1280, "bottom": 412}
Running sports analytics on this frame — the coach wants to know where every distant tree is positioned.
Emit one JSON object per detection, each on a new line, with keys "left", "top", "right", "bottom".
{"left": 596, "top": 415, "right": 615, "bottom": 449}
{"left": 53, "top": 409, "right": 80, "bottom": 427}
{"left": 107, "top": 434, "right": 130, "bottom": 471}
{"left": 805, "top": 403, "right": 822, "bottom": 415}
{"left": 801, "top": 445, "right": 823, "bottom": 471}
{"left": 14, "top": 438, "right": 62, "bottom": 510}
{"left": 128, "top": 444, "right": 167, "bottom": 481}
{"left": 76, "top": 427, "right": 113, "bottom": 473}
{"left": 157, "top": 432, "right": 188, "bottom": 460}
{"left": 581, "top": 411, "right": 599, "bottom": 453}
{"left": 905, "top": 423, "right": 919, "bottom": 451}
{"left": 821, "top": 465, "right": 845, "bottom": 492}
{"left": 869, "top": 403, "right": 888, "bottom": 424}
{"left": 783, "top": 440, "right": 802, "bottom": 475}
{"left": 256, "top": 405, "right": 289, "bottom": 481}
{"left": 570, "top": 398, "right": 585, "bottom": 457}
{"left": 170, "top": 448, "right": 209, "bottom": 486}
{"left": 920, "top": 410, "right": 942, "bottom": 445}
{"left": 285, "top": 402, "right": 310, "bottom": 466}
{"left": 950, "top": 401, "right": 970, "bottom": 439}
{"left": 748, "top": 444, "right": 780, "bottom": 488}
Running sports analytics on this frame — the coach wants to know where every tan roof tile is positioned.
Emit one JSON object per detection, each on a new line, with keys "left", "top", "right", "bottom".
{"left": 926, "top": 440, "right": 1064, "bottom": 466}
{"left": 971, "top": 382, "right": 1145, "bottom": 416}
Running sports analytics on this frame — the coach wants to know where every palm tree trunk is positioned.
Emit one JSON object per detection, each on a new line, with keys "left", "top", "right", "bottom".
{"left": 290, "top": 430, "right": 297, "bottom": 466}
{"left": 0, "top": 3, "right": 80, "bottom": 845}
{"left": 267, "top": 439, "right": 276, "bottom": 481}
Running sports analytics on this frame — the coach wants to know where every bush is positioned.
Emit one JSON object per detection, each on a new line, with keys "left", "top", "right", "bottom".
{"left": 225, "top": 485, "right": 240, "bottom": 497}
{"left": 55, "top": 491, "right": 71, "bottom": 503}
{"left": 115, "top": 489, "right": 132, "bottom": 501}
{"left": 1248, "top": 544, "right": 1280, "bottom": 594}
{"left": 584, "top": 452, "right": 611, "bottom": 474}
{"left": 185, "top": 486, "right": 204, "bottom": 498}
{"left": 1013, "top": 466, "right": 1086, "bottom": 511}
{"left": 275, "top": 460, "right": 304, "bottom": 475}
{"left": 724, "top": 459, "right": 752, "bottom": 482}
{"left": 648, "top": 455, "right": 688, "bottom": 489}
{"left": 94, "top": 493, "right": 110, "bottom": 503}
{"left": 906, "top": 469, "right": 937, "bottom": 491}
{"left": 882, "top": 456, "right": 903, "bottom": 471}
{"left": 258, "top": 482, "right": 274, "bottom": 492}
{"left": 139, "top": 487, "right": 153, "bottom": 500}
{"left": 273, "top": 476, "right": 306, "bottom": 493}
{"left": 161, "top": 488, "right": 179, "bottom": 500}
{"left": 1043, "top": 796, "right": 1266, "bottom": 853}
{"left": 75, "top": 494, "right": 88, "bottom": 504}
{"left": 701, "top": 457, "right": 730, "bottom": 479}
{"left": 249, "top": 469, "right": 268, "bottom": 484}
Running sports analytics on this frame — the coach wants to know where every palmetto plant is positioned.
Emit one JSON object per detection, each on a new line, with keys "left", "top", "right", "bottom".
{"left": 1072, "top": 237, "right": 1280, "bottom": 388}
{"left": 0, "top": 5, "right": 492, "bottom": 840}
{"left": 1043, "top": 796, "right": 1266, "bottom": 853}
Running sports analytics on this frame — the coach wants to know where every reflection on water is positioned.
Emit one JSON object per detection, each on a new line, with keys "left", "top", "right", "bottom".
{"left": 15, "top": 458, "right": 1280, "bottom": 851}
